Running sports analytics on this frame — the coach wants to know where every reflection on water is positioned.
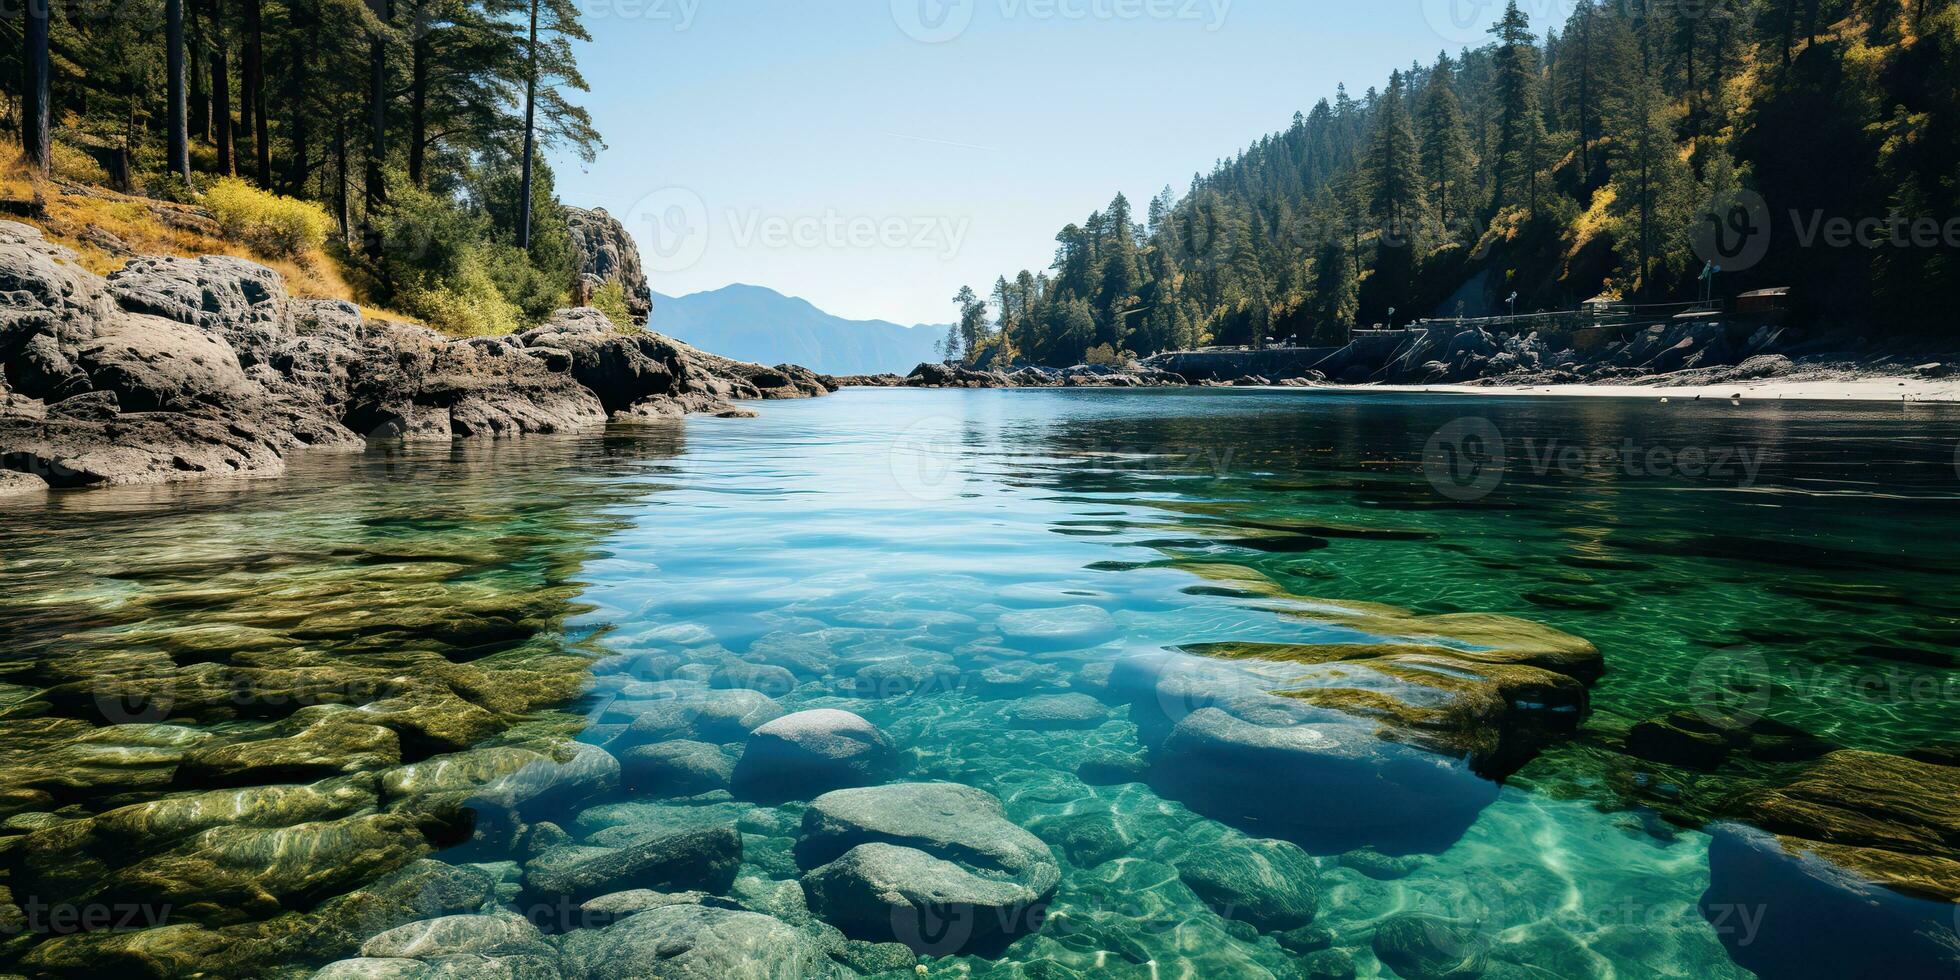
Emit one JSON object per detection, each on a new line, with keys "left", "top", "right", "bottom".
{"left": 1, "top": 390, "right": 1955, "bottom": 978}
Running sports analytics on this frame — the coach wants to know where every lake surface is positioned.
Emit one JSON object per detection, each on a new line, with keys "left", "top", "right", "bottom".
{"left": 3, "top": 388, "right": 1956, "bottom": 978}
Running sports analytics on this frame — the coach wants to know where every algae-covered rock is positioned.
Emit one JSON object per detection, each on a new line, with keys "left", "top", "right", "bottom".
{"left": 1701, "top": 821, "right": 1959, "bottom": 979}
{"left": 1723, "top": 749, "right": 1960, "bottom": 901}
{"left": 313, "top": 958, "right": 435, "bottom": 979}
{"left": 102, "top": 813, "right": 429, "bottom": 925}
{"left": 177, "top": 719, "right": 401, "bottom": 786}
{"left": 381, "top": 747, "right": 551, "bottom": 800}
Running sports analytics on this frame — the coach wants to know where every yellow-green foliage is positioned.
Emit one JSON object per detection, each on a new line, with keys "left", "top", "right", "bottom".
{"left": 49, "top": 142, "right": 110, "bottom": 185}
{"left": 204, "top": 177, "right": 332, "bottom": 260}
{"left": 590, "top": 280, "right": 637, "bottom": 333}
{"left": 399, "top": 253, "right": 523, "bottom": 338}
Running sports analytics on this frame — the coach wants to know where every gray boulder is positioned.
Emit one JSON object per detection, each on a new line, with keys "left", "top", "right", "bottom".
{"left": 558, "top": 903, "right": 846, "bottom": 979}
{"left": 617, "top": 689, "right": 784, "bottom": 746}
{"left": 1172, "top": 834, "right": 1319, "bottom": 931}
{"left": 106, "top": 254, "right": 294, "bottom": 364}
{"left": 523, "top": 826, "right": 740, "bottom": 904}
{"left": 312, "top": 959, "right": 435, "bottom": 980}
{"left": 617, "top": 740, "right": 735, "bottom": 797}
{"left": 795, "top": 782, "right": 1059, "bottom": 952}
{"left": 358, "top": 913, "right": 550, "bottom": 959}
{"left": 1372, "top": 913, "right": 1490, "bottom": 980}
{"left": 731, "top": 709, "right": 897, "bottom": 799}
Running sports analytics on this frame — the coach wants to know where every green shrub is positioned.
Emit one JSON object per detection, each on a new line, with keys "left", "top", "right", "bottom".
{"left": 590, "top": 280, "right": 635, "bottom": 332}
{"left": 204, "top": 177, "right": 332, "bottom": 259}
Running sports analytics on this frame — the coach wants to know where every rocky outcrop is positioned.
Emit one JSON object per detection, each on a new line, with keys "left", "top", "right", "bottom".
{"left": 0, "top": 222, "right": 833, "bottom": 491}
{"left": 897, "top": 361, "right": 1189, "bottom": 389}
{"left": 563, "top": 206, "right": 652, "bottom": 323}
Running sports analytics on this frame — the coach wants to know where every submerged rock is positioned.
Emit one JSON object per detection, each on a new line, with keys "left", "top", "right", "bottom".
{"left": 1004, "top": 693, "right": 1108, "bottom": 730}
{"left": 1372, "top": 913, "right": 1490, "bottom": 980}
{"left": 731, "top": 709, "right": 896, "bottom": 800}
{"left": 1120, "top": 652, "right": 1500, "bottom": 853}
{"left": 1172, "top": 834, "right": 1319, "bottom": 931}
{"left": 618, "top": 740, "right": 736, "bottom": 797}
{"left": 358, "top": 912, "right": 549, "bottom": 959}
{"left": 1701, "top": 821, "right": 1959, "bottom": 978}
{"left": 557, "top": 903, "right": 846, "bottom": 979}
{"left": 617, "top": 689, "right": 784, "bottom": 746}
{"left": 522, "top": 826, "right": 741, "bottom": 904}
{"left": 796, "top": 782, "right": 1060, "bottom": 953}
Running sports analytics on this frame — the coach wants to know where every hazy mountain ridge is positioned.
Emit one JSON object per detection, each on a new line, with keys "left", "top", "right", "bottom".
{"left": 649, "top": 284, "right": 945, "bottom": 375}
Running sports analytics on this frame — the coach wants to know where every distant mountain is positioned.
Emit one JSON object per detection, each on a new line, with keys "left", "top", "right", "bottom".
{"left": 648, "top": 284, "right": 945, "bottom": 376}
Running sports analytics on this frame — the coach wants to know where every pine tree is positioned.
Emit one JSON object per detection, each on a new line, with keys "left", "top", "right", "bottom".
{"left": 1370, "top": 70, "right": 1429, "bottom": 246}
{"left": 1606, "top": 68, "right": 1694, "bottom": 299}
{"left": 1420, "top": 54, "right": 1476, "bottom": 233}
{"left": 1489, "top": 1, "right": 1549, "bottom": 217}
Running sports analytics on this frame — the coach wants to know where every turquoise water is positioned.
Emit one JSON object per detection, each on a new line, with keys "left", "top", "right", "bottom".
{"left": 3, "top": 388, "right": 1957, "bottom": 977}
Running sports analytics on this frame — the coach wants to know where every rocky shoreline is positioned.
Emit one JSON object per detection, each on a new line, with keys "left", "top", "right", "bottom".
{"left": 842, "top": 319, "right": 1955, "bottom": 397}
{"left": 0, "top": 221, "right": 834, "bottom": 496}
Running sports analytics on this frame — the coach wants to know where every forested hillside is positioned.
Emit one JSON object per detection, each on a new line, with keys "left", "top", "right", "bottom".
{"left": 2, "top": 0, "right": 602, "bottom": 335}
{"left": 952, "top": 0, "right": 1960, "bottom": 368}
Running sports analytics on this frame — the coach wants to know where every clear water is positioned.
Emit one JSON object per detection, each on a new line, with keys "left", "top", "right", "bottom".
{"left": 4, "top": 388, "right": 1958, "bottom": 978}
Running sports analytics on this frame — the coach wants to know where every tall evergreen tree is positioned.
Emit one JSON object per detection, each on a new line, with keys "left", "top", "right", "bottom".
{"left": 1419, "top": 54, "right": 1476, "bottom": 233}
{"left": 1489, "top": 1, "right": 1548, "bottom": 217}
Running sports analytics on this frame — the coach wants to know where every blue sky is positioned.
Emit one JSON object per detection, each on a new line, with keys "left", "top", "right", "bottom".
{"left": 554, "top": 1, "right": 1529, "bottom": 324}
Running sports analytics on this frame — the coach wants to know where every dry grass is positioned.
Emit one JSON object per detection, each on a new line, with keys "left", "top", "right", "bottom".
{"left": 0, "top": 159, "right": 410, "bottom": 322}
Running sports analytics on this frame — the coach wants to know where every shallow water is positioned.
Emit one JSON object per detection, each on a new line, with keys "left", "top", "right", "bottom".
{"left": 4, "top": 388, "right": 1957, "bottom": 978}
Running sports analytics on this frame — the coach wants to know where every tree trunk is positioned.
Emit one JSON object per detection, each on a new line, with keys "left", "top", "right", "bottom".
{"left": 283, "top": 2, "right": 311, "bottom": 194}
{"left": 516, "top": 0, "right": 540, "bottom": 250}
{"left": 333, "top": 119, "right": 351, "bottom": 243}
{"left": 1782, "top": 0, "right": 1795, "bottom": 65}
{"left": 21, "top": 0, "right": 52, "bottom": 176}
{"left": 408, "top": 3, "right": 429, "bottom": 187}
{"left": 244, "top": 0, "right": 269, "bottom": 184}
{"left": 363, "top": 0, "right": 390, "bottom": 258}
{"left": 209, "top": 0, "right": 233, "bottom": 175}
{"left": 167, "top": 0, "right": 192, "bottom": 181}
{"left": 189, "top": 0, "right": 207, "bottom": 141}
